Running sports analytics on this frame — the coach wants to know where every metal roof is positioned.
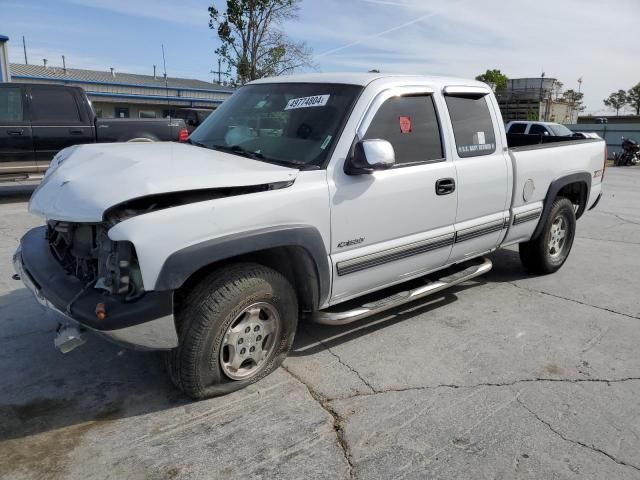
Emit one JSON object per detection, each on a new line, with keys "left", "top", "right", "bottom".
{"left": 0, "top": 35, "right": 9, "bottom": 42}
{"left": 250, "top": 72, "right": 487, "bottom": 89}
{"left": 9, "top": 63, "right": 234, "bottom": 92}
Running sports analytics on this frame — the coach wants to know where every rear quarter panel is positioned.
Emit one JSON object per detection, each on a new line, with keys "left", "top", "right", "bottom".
{"left": 502, "top": 138, "right": 605, "bottom": 245}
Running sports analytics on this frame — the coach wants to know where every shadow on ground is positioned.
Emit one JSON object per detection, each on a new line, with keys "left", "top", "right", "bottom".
{"left": 0, "top": 246, "right": 534, "bottom": 445}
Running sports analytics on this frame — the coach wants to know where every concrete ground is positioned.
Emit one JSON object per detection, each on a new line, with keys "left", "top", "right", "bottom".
{"left": 1, "top": 168, "right": 639, "bottom": 479}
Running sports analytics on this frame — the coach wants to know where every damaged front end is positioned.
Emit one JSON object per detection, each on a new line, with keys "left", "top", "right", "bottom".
{"left": 48, "top": 220, "right": 145, "bottom": 300}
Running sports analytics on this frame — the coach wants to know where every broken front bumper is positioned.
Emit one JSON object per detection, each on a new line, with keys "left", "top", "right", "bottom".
{"left": 13, "top": 227, "right": 178, "bottom": 350}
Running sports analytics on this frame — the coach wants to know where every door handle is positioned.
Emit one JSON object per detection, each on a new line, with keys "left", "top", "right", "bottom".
{"left": 69, "top": 129, "right": 84, "bottom": 135}
{"left": 435, "top": 178, "right": 456, "bottom": 195}
{"left": 6, "top": 129, "right": 24, "bottom": 136}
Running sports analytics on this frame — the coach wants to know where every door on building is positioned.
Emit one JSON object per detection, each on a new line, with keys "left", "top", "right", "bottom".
{"left": 115, "top": 107, "right": 130, "bottom": 118}
{"left": 0, "top": 85, "right": 35, "bottom": 178}
{"left": 28, "top": 85, "right": 94, "bottom": 170}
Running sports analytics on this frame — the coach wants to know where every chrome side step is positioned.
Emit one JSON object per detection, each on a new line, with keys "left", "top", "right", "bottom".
{"left": 313, "top": 257, "right": 492, "bottom": 326}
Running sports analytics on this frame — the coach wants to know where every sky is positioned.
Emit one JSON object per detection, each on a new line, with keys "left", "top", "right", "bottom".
{"left": 1, "top": 0, "right": 639, "bottom": 114}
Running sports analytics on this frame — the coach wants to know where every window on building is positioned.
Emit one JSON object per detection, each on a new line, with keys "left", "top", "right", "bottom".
{"left": 363, "top": 95, "right": 443, "bottom": 165}
{"left": 94, "top": 109, "right": 103, "bottom": 118}
{"left": 30, "top": 87, "right": 82, "bottom": 123}
{"left": 139, "top": 110, "right": 157, "bottom": 119}
{"left": 0, "top": 88, "right": 23, "bottom": 123}
{"left": 115, "top": 107, "right": 130, "bottom": 118}
{"left": 445, "top": 95, "right": 496, "bottom": 157}
{"left": 508, "top": 123, "right": 527, "bottom": 134}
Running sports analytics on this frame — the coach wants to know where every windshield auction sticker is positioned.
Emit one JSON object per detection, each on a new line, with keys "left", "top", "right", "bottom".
{"left": 285, "top": 95, "right": 330, "bottom": 110}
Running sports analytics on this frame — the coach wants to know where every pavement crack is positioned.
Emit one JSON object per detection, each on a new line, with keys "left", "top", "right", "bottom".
{"left": 282, "top": 365, "right": 355, "bottom": 479}
{"left": 516, "top": 396, "right": 640, "bottom": 472}
{"left": 577, "top": 236, "right": 640, "bottom": 246}
{"left": 302, "top": 326, "right": 376, "bottom": 394}
{"left": 507, "top": 281, "right": 640, "bottom": 321}
{"left": 341, "top": 377, "right": 640, "bottom": 399}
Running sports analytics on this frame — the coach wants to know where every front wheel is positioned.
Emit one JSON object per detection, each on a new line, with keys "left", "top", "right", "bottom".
{"left": 519, "top": 197, "right": 576, "bottom": 274}
{"left": 166, "top": 263, "right": 298, "bottom": 399}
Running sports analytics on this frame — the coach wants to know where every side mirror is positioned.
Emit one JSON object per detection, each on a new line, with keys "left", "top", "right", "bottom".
{"left": 345, "top": 139, "right": 395, "bottom": 175}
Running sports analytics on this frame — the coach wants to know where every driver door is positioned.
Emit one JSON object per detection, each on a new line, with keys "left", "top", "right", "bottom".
{"left": 328, "top": 89, "right": 458, "bottom": 304}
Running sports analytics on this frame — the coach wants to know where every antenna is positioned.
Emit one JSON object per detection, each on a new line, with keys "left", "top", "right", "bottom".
{"left": 22, "top": 36, "right": 28, "bottom": 64}
{"left": 161, "top": 44, "right": 169, "bottom": 104}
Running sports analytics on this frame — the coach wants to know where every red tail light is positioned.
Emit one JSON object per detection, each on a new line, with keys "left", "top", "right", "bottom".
{"left": 178, "top": 128, "right": 189, "bottom": 142}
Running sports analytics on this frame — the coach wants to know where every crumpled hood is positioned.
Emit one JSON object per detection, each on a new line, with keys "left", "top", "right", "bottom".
{"left": 29, "top": 142, "right": 298, "bottom": 222}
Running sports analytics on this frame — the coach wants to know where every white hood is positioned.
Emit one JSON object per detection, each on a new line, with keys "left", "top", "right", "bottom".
{"left": 29, "top": 142, "right": 298, "bottom": 222}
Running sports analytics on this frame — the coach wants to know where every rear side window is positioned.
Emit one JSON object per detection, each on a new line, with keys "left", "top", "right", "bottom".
{"left": 0, "top": 88, "right": 24, "bottom": 122}
{"left": 30, "top": 87, "right": 82, "bottom": 122}
{"left": 445, "top": 95, "right": 496, "bottom": 157}
{"left": 529, "top": 124, "right": 549, "bottom": 135}
{"left": 508, "top": 123, "right": 527, "bottom": 134}
{"left": 363, "top": 95, "right": 443, "bottom": 165}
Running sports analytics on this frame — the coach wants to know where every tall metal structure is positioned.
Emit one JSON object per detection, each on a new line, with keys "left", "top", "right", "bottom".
{"left": 0, "top": 35, "right": 11, "bottom": 82}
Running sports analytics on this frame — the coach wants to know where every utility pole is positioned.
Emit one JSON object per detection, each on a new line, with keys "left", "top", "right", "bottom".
{"left": 210, "top": 58, "right": 228, "bottom": 84}
{"left": 539, "top": 72, "right": 546, "bottom": 121}
{"left": 22, "top": 36, "right": 27, "bottom": 64}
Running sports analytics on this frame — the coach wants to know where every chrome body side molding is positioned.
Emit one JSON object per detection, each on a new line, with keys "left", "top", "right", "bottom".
{"left": 336, "top": 233, "right": 455, "bottom": 276}
{"left": 513, "top": 207, "right": 543, "bottom": 225}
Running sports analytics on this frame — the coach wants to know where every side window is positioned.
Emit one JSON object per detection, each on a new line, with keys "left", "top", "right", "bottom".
{"left": 31, "top": 87, "right": 82, "bottom": 123}
{"left": 0, "top": 88, "right": 24, "bottom": 123}
{"left": 529, "top": 124, "right": 549, "bottom": 135}
{"left": 445, "top": 95, "right": 496, "bottom": 157}
{"left": 363, "top": 95, "right": 443, "bottom": 165}
{"left": 508, "top": 123, "right": 526, "bottom": 134}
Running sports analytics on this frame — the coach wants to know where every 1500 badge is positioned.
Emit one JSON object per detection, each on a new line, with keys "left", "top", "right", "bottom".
{"left": 337, "top": 237, "right": 365, "bottom": 248}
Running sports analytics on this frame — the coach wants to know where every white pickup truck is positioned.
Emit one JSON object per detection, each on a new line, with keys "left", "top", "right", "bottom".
{"left": 13, "top": 73, "right": 606, "bottom": 398}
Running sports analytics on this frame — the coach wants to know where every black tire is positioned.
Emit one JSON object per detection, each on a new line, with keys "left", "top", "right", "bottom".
{"left": 166, "top": 263, "right": 298, "bottom": 399}
{"left": 519, "top": 197, "right": 576, "bottom": 274}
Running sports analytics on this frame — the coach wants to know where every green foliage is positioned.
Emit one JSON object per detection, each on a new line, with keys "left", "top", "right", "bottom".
{"left": 561, "top": 89, "right": 585, "bottom": 112}
{"left": 627, "top": 83, "right": 640, "bottom": 115}
{"left": 603, "top": 89, "right": 628, "bottom": 116}
{"left": 475, "top": 69, "right": 508, "bottom": 91}
{"left": 208, "top": 0, "right": 313, "bottom": 85}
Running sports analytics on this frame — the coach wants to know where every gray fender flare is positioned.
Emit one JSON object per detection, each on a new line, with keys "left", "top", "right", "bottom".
{"left": 154, "top": 225, "right": 331, "bottom": 307}
{"left": 532, "top": 172, "right": 591, "bottom": 239}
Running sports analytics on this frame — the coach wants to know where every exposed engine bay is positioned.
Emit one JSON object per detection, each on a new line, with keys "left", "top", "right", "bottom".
{"left": 47, "top": 221, "right": 144, "bottom": 300}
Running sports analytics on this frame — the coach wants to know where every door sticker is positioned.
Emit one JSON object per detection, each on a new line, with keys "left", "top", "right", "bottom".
{"left": 399, "top": 116, "right": 412, "bottom": 133}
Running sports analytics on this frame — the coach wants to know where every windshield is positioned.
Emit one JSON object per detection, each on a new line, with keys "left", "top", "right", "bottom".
{"left": 189, "top": 83, "right": 362, "bottom": 168}
{"left": 547, "top": 123, "right": 574, "bottom": 136}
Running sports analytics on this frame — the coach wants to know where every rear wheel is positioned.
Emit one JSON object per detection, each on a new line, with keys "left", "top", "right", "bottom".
{"left": 519, "top": 197, "right": 576, "bottom": 274}
{"left": 166, "top": 263, "right": 298, "bottom": 399}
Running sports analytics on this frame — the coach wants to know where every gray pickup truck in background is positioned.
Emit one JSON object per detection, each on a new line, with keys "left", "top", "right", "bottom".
{"left": 0, "top": 83, "right": 188, "bottom": 180}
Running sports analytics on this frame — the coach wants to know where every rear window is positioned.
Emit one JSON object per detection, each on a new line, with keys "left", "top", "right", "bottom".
{"left": 529, "top": 124, "right": 549, "bottom": 135}
{"left": 508, "top": 123, "right": 527, "bottom": 134}
{"left": 31, "top": 87, "right": 82, "bottom": 123}
{"left": 445, "top": 95, "right": 496, "bottom": 157}
{"left": 0, "top": 88, "right": 23, "bottom": 122}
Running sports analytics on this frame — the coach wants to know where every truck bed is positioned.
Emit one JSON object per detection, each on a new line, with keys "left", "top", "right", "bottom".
{"left": 506, "top": 133, "right": 600, "bottom": 149}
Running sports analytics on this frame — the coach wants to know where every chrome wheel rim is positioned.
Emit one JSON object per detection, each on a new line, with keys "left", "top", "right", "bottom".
{"left": 548, "top": 215, "right": 568, "bottom": 259}
{"left": 220, "top": 302, "right": 281, "bottom": 381}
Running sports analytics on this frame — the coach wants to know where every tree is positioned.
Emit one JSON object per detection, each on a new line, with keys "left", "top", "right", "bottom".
{"left": 603, "top": 89, "right": 628, "bottom": 116}
{"left": 208, "top": 0, "right": 313, "bottom": 85}
{"left": 562, "top": 89, "right": 585, "bottom": 112}
{"left": 475, "top": 69, "right": 508, "bottom": 91}
{"left": 627, "top": 82, "right": 640, "bottom": 115}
